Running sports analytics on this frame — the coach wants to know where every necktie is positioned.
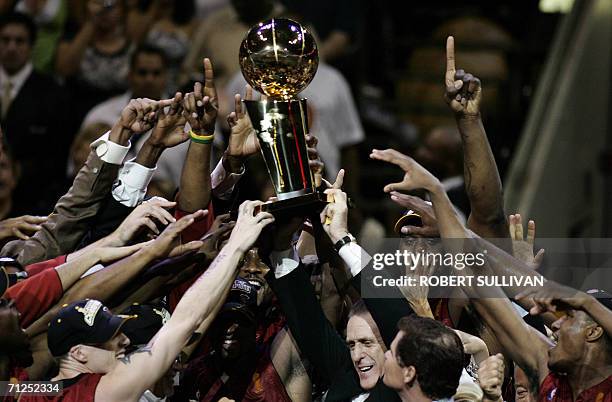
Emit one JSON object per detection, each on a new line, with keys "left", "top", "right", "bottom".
{"left": 1, "top": 80, "right": 13, "bottom": 119}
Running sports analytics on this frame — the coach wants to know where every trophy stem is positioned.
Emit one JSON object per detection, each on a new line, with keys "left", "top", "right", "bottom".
{"left": 287, "top": 101, "right": 309, "bottom": 190}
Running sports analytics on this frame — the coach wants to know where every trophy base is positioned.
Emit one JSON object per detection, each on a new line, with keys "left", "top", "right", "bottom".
{"left": 259, "top": 191, "right": 327, "bottom": 219}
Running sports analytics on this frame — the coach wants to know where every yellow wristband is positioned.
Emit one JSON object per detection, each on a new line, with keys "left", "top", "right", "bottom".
{"left": 189, "top": 130, "right": 214, "bottom": 141}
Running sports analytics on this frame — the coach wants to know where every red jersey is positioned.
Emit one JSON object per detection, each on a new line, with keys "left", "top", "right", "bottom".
{"left": 538, "top": 373, "right": 612, "bottom": 402}
{"left": 25, "top": 255, "right": 67, "bottom": 277}
{"left": 4, "top": 267, "right": 63, "bottom": 327}
{"left": 19, "top": 373, "right": 102, "bottom": 402}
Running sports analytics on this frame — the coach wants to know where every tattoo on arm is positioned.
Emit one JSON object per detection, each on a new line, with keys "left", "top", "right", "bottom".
{"left": 120, "top": 345, "right": 153, "bottom": 364}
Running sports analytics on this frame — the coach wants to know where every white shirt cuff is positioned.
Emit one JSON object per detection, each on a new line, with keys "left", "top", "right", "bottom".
{"left": 339, "top": 242, "right": 372, "bottom": 277}
{"left": 90, "top": 131, "right": 130, "bottom": 165}
{"left": 211, "top": 158, "right": 244, "bottom": 200}
{"left": 112, "top": 159, "right": 156, "bottom": 207}
{"left": 271, "top": 248, "right": 300, "bottom": 279}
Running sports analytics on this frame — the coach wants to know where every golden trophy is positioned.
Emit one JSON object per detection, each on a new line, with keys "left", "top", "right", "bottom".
{"left": 239, "top": 18, "right": 326, "bottom": 216}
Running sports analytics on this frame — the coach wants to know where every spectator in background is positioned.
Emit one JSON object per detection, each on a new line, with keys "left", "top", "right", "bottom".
{"left": 81, "top": 45, "right": 188, "bottom": 198}
{"left": 15, "top": 0, "right": 68, "bottom": 73}
{"left": 55, "top": 0, "right": 134, "bottom": 125}
{"left": 0, "top": 12, "right": 71, "bottom": 215}
{"left": 127, "top": 0, "right": 195, "bottom": 93}
{"left": 181, "top": 0, "right": 283, "bottom": 89}
{"left": 280, "top": 0, "right": 358, "bottom": 63}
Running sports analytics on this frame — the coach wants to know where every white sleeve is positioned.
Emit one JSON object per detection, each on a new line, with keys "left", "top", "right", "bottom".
{"left": 211, "top": 159, "right": 245, "bottom": 200}
{"left": 90, "top": 131, "right": 130, "bottom": 165}
{"left": 338, "top": 242, "right": 372, "bottom": 277}
{"left": 111, "top": 159, "right": 156, "bottom": 207}
{"left": 270, "top": 247, "right": 300, "bottom": 279}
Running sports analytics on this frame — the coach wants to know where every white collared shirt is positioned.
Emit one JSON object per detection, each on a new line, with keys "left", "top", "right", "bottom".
{"left": 0, "top": 62, "right": 33, "bottom": 102}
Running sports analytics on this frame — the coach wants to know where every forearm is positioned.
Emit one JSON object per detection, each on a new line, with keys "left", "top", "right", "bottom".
{"left": 55, "top": 250, "right": 101, "bottom": 290}
{"left": 1, "top": 150, "right": 120, "bottom": 265}
{"left": 55, "top": 23, "right": 95, "bottom": 75}
{"left": 66, "top": 232, "right": 121, "bottom": 262}
{"left": 178, "top": 142, "right": 212, "bottom": 212}
{"left": 428, "top": 182, "right": 470, "bottom": 239}
{"left": 456, "top": 116, "right": 506, "bottom": 233}
{"left": 135, "top": 141, "right": 165, "bottom": 168}
{"left": 171, "top": 242, "right": 243, "bottom": 332}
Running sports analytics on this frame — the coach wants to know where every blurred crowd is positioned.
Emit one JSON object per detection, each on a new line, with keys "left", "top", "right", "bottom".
{"left": 0, "top": 1, "right": 610, "bottom": 402}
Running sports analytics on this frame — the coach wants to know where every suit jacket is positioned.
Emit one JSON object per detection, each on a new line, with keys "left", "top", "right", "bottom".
{"left": 1, "top": 149, "right": 120, "bottom": 266}
{"left": 1, "top": 70, "right": 74, "bottom": 215}
{"left": 268, "top": 266, "right": 401, "bottom": 402}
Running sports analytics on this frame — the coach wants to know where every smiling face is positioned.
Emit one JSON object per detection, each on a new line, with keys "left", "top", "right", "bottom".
{"left": 346, "top": 314, "right": 386, "bottom": 390}
{"left": 237, "top": 248, "right": 271, "bottom": 307}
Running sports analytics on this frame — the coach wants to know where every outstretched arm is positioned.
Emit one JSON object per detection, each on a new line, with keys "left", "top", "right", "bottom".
{"left": 178, "top": 59, "right": 217, "bottom": 212}
{"left": 444, "top": 37, "right": 507, "bottom": 239}
{"left": 97, "top": 201, "right": 274, "bottom": 402}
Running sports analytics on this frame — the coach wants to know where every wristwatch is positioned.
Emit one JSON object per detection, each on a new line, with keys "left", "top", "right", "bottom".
{"left": 333, "top": 234, "right": 356, "bottom": 252}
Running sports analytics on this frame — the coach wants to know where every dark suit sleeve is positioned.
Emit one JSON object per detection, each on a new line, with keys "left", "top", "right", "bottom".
{"left": 268, "top": 264, "right": 354, "bottom": 380}
{"left": 77, "top": 196, "right": 134, "bottom": 247}
{"left": 351, "top": 267, "right": 415, "bottom": 348}
{"left": 1, "top": 150, "right": 120, "bottom": 265}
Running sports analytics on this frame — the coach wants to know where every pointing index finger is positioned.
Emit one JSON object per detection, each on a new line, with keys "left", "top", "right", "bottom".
{"left": 445, "top": 36, "right": 457, "bottom": 89}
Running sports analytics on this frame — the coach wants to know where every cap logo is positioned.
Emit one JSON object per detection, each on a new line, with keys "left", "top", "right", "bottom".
{"left": 75, "top": 300, "right": 103, "bottom": 326}
{"left": 153, "top": 308, "right": 170, "bottom": 325}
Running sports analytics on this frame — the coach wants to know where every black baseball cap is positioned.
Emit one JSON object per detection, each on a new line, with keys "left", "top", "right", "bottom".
{"left": 119, "top": 303, "right": 171, "bottom": 346}
{"left": 48, "top": 299, "right": 132, "bottom": 357}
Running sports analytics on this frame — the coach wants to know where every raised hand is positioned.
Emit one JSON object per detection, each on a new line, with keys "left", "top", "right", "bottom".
{"left": 370, "top": 148, "right": 440, "bottom": 193}
{"left": 226, "top": 200, "right": 275, "bottom": 252}
{"left": 478, "top": 354, "right": 505, "bottom": 402}
{"left": 184, "top": 58, "right": 218, "bottom": 134}
{"left": 146, "top": 210, "right": 208, "bottom": 259}
{"left": 197, "top": 214, "right": 235, "bottom": 260}
{"left": 444, "top": 36, "right": 482, "bottom": 117}
{"left": 119, "top": 98, "right": 174, "bottom": 134}
{"left": 390, "top": 192, "right": 439, "bottom": 237}
{"left": 0, "top": 215, "right": 47, "bottom": 241}
{"left": 320, "top": 188, "right": 349, "bottom": 243}
{"left": 149, "top": 92, "right": 189, "bottom": 148}
{"left": 509, "top": 213, "right": 545, "bottom": 269}
{"left": 110, "top": 197, "right": 177, "bottom": 245}
{"left": 226, "top": 85, "right": 259, "bottom": 158}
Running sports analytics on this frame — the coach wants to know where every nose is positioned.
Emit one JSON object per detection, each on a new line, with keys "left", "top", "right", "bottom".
{"left": 119, "top": 333, "right": 130, "bottom": 348}
{"left": 385, "top": 350, "right": 391, "bottom": 361}
{"left": 243, "top": 264, "right": 263, "bottom": 275}
{"left": 551, "top": 315, "right": 565, "bottom": 332}
{"left": 353, "top": 344, "right": 366, "bottom": 361}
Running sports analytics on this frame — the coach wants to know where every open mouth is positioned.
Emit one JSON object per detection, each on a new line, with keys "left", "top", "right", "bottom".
{"left": 358, "top": 365, "right": 374, "bottom": 373}
{"left": 244, "top": 276, "right": 264, "bottom": 289}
